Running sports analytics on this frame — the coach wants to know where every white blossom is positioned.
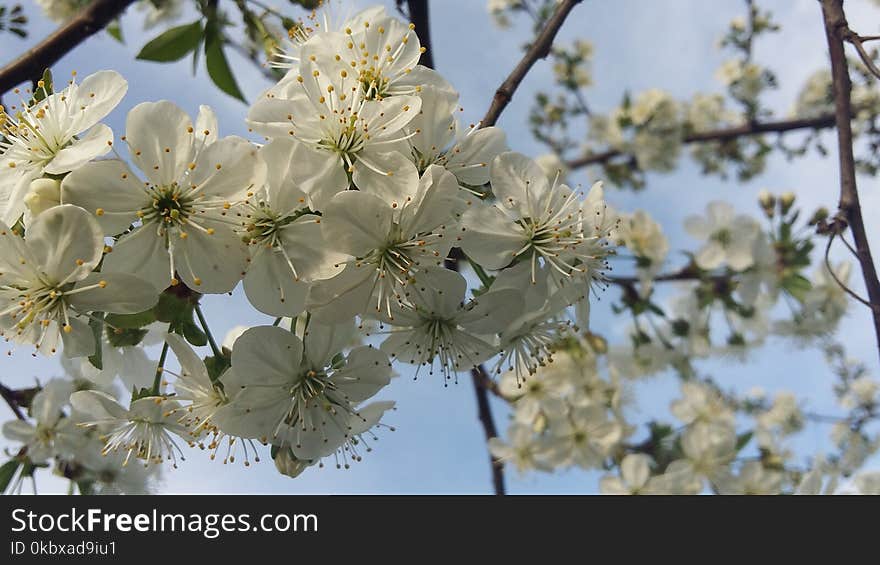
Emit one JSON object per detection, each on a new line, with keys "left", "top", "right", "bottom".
{"left": 0, "top": 70, "right": 127, "bottom": 225}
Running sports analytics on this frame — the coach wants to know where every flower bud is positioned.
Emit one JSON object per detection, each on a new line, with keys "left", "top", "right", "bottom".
{"left": 274, "top": 448, "right": 310, "bottom": 478}
{"left": 757, "top": 189, "right": 775, "bottom": 218}
{"left": 779, "top": 191, "right": 796, "bottom": 215}
{"left": 809, "top": 206, "right": 830, "bottom": 226}
{"left": 584, "top": 332, "right": 608, "bottom": 354}
{"left": 24, "top": 178, "right": 62, "bottom": 217}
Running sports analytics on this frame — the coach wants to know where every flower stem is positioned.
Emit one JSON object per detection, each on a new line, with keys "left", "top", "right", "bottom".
{"left": 195, "top": 304, "right": 222, "bottom": 358}
{"left": 152, "top": 341, "right": 169, "bottom": 396}
{"left": 466, "top": 255, "right": 494, "bottom": 289}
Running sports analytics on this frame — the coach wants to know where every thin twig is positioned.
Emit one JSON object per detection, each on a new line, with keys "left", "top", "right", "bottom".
{"left": 470, "top": 365, "right": 506, "bottom": 495}
{"left": 825, "top": 232, "right": 871, "bottom": 307}
{"left": 0, "top": 383, "right": 26, "bottom": 421}
{"left": 0, "top": 0, "right": 137, "bottom": 94}
{"left": 456, "top": 0, "right": 582, "bottom": 493}
{"left": 821, "top": 0, "right": 880, "bottom": 365}
{"left": 565, "top": 112, "right": 845, "bottom": 169}
{"left": 607, "top": 265, "right": 728, "bottom": 286}
{"left": 481, "top": 0, "right": 583, "bottom": 128}
{"left": 844, "top": 30, "right": 880, "bottom": 81}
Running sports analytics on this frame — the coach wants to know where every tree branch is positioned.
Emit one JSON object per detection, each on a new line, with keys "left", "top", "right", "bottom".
{"left": 821, "top": 0, "right": 880, "bottom": 365}
{"left": 404, "top": 0, "right": 507, "bottom": 495}
{"left": 406, "top": 0, "right": 433, "bottom": 70}
{"left": 844, "top": 30, "right": 880, "bottom": 81}
{"left": 481, "top": 0, "right": 583, "bottom": 128}
{"left": 0, "top": 0, "right": 137, "bottom": 95}
{"left": 565, "top": 112, "right": 844, "bottom": 169}
{"left": 470, "top": 365, "right": 506, "bottom": 495}
{"left": 607, "top": 265, "right": 732, "bottom": 286}
{"left": 0, "top": 383, "right": 27, "bottom": 421}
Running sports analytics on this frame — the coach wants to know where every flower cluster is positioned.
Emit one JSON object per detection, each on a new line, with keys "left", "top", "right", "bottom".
{"left": 1, "top": 5, "right": 616, "bottom": 487}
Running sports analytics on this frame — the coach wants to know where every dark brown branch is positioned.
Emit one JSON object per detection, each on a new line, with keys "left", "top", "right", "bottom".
{"left": 821, "top": 0, "right": 880, "bottom": 365}
{"left": 481, "top": 0, "right": 583, "bottom": 128}
{"left": 0, "top": 383, "right": 27, "bottom": 421}
{"left": 406, "top": 0, "right": 434, "bottom": 70}
{"left": 470, "top": 366, "right": 506, "bottom": 495}
{"left": 0, "top": 0, "right": 137, "bottom": 95}
{"left": 566, "top": 112, "right": 842, "bottom": 169}
{"left": 607, "top": 265, "right": 731, "bottom": 286}
{"left": 405, "top": 0, "right": 506, "bottom": 494}
{"left": 844, "top": 30, "right": 880, "bottom": 81}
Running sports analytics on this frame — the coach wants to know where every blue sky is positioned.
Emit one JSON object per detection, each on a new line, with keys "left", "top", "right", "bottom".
{"left": 1, "top": 0, "right": 879, "bottom": 493}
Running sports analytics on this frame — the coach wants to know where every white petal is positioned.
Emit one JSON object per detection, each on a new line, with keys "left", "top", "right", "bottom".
{"left": 0, "top": 219, "right": 40, "bottom": 283}
{"left": 489, "top": 151, "right": 551, "bottom": 218}
{"left": 307, "top": 264, "right": 375, "bottom": 323}
{"left": 399, "top": 165, "right": 463, "bottom": 235}
{"left": 333, "top": 346, "right": 391, "bottom": 403}
{"left": 359, "top": 95, "right": 421, "bottom": 142}
{"left": 707, "top": 200, "right": 734, "bottom": 227}
{"left": 69, "top": 70, "right": 128, "bottom": 132}
{"left": 61, "top": 159, "right": 146, "bottom": 234}
{"left": 194, "top": 105, "right": 219, "bottom": 145}
{"left": 173, "top": 226, "right": 247, "bottom": 294}
{"left": 459, "top": 202, "right": 524, "bottom": 269}
{"left": 258, "top": 138, "right": 309, "bottom": 212}
{"left": 302, "top": 319, "right": 357, "bottom": 369}
{"left": 125, "top": 101, "right": 193, "bottom": 186}
{"left": 0, "top": 170, "right": 33, "bottom": 226}
{"left": 683, "top": 215, "right": 711, "bottom": 239}
{"left": 458, "top": 288, "right": 525, "bottom": 335}
{"left": 61, "top": 317, "right": 95, "bottom": 358}
{"left": 243, "top": 247, "right": 309, "bottom": 317}
{"left": 189, "top": 136, "right": 264, "bottom": 199}
{"left": 408, "top": 267, "right": 467, "bottom": 317}
{"left": 2, "top": 420, "right": 35, "bottom": 443}
{"left": 445, "top": 127, "right": 507, "bottom": 186}
{"left": 66, "top": 272, "right": 158, "bottom": 314}
{"left": 352, "top": 150, "right": 420, "bottom": 203}
{"left": 293, "top": 146, "right": 348, "bottom": 210}
{"left": 621, "top": 453, "right": 652, "bottom": 489}
{"left": 277, "top": 217, "right": 346, "bottom": 281}
{"left": 321, "top": 190, "right": 392, "bottom": 257}
{"left": 103, "top": 225, "right": 172, "bottom": 292}
{"left": 26, "top": 204, "right": 102, "bottom": 283}
{"left": 165, "top": 333, "right": 212, "bottom": 391}
{"left": 231, "top": 326, "right": 302, "bottom": 385}
{"left": 695, "top": 242, "right": 725, "bottom": 270}
{"left": 43, "top": 123, "right": 113, "bottom": 174}
{"left": 69, "top": 390, "right": 126, "bottom": 421}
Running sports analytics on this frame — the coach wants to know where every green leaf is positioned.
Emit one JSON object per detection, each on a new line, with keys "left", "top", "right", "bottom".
{"left": 106, "top": 327, "right": 149, "bottom": 348}
{"left": 106, "top": 19, "right": 124, "bottom": 44}
{"left": 781, "top": 273, "right": 812, "bottom": 302}
{"left": 136, "top": 20, "right": 203, "bottom": 63}
{"left": 105, "top": 310, "right": 156, "bottom": 329}
{"left": 0, "top": 460, "right": 21, "bottom": 493}
{"left": 182, "top": 320, "right": 207, "bottom": 347}
{"left": 204, "top": 24, "right": 245, "bottom": 102}
{"left": 131, "top": 386, "right": 154, "bottom": 402}
{"left": 735, "top": 431, "right": 753, "bottom": 452}
{"left": 205, "top": 354, "right": 231, "bottom": 383}
{"left": 32, "top": 68, "right": 52, "bottom": 103}
{"left": 153, "top": 292, "right": 192, "bottom": 324}
{"left": 87, "top": 313, "right": 104, "bottom": 370}
{"left": 77, "top": 481, "right": 95, "bottom": 495}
